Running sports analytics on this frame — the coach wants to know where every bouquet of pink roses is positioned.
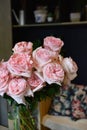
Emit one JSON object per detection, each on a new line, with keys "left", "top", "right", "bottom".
{"left": 0, "top": 36, "right": 78, "bottom": 130}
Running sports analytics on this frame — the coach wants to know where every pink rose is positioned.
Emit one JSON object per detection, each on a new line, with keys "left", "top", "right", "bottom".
{"left": 33, "top": 47, "right": 57, "bottom": 71}
{"left": 27, "top": 71, "right": 45, "bottom": 93}
{"left": 42, "top": 62, "right": 64, "bottom": 85}
{"left": 12, "top": 41, "right": 33, "bottom": 54}
{"left": 7, "top": 77, "right": 27, "bottom": 104}
{"left": 0, "top": 61, "right": 10, "bottom": 96}
{"left": 8, "top": 78, "right": 27, "bottom": 95}
{"left": 62, "top": 57, "right": 78, "bottom": 81}
{"left": 43, "top": 36, "right": 64, "bottom": 53}
{"left": 7, "top": 53, "right": 33, "bottom": 77}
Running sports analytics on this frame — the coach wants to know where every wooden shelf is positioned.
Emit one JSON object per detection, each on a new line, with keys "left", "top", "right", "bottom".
{"left": 13, "top": 21, "right": 87, "bottom": 28}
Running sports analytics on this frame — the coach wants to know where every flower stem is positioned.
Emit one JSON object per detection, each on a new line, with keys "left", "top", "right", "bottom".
{"left": 19, "top": 105, "right": 37, "bottom": 130}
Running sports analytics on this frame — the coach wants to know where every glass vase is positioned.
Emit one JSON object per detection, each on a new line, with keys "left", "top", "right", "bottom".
{"left": 8, "top": 103, "right": 20, "bottom": 130}
{"left": 7, "top": 101, "right": 39, "bottom": 130}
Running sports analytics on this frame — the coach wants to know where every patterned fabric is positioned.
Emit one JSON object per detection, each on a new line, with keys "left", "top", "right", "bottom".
{"left": 48, "top": 84, "right": 87, "bottom": 120}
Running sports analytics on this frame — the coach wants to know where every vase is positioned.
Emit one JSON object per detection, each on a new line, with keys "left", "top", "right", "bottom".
{"left": 7, "top": 101, "right": 39, "bottom": 130}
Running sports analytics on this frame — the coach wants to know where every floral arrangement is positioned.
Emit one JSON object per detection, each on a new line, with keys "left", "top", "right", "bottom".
{"left": 49, "top": 83, "right": 87, "bottom": 121}
{"left": 0, "top": 36, "right": 78, "bottom": 129}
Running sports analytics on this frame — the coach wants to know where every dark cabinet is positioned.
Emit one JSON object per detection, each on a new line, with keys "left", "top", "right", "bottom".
{"left": 11, "top": 0, "right": 87, "bottom": 25}
{"left": 12, "top": 0, "right": 87, "bottom": 85}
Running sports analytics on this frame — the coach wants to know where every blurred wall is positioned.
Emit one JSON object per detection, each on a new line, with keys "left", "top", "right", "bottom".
{"left": 0, "top": 0, "right": 12, "bottom": 60}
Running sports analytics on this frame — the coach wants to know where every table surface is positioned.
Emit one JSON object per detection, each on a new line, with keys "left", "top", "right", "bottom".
{"left": 42, "top": 114, "right": 87, "bottom": 130}
{"left": 0, "top": 126, "right": 8, "bottom": 130}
